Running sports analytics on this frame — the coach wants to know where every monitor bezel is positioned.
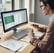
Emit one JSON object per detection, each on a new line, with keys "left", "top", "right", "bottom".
{"left": 1, "top": 9, "right": 28, "bottom": 32}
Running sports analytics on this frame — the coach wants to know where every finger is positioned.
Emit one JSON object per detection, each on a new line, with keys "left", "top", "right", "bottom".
{"left": 30, "top": 38, "right": 37, "bottom": 45}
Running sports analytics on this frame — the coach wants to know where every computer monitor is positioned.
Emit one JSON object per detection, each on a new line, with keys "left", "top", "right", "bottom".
{"left": 1, "top": 9, "right": 28, "bottom": 32}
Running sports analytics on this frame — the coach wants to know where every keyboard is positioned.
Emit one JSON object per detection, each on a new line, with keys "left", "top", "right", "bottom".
{"left": 14, "top": 28, "right": 30, "bottom": 40}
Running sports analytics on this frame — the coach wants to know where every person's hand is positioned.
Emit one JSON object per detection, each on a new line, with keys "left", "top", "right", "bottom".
{"left": 38, "top": 41, "right": 46, "bottom": 49}
{"left": 31, "top": 24, "right": 39, "bottom": 29}
{"left": 28, "top": 28, "right": 35, "bottom": 38}
{"left": 30, "top": 37, "right": 39, "bottom": 46}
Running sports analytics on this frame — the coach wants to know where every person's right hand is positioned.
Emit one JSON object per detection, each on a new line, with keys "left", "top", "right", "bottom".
{"left": 30, "top": 37, "right": 39, "bottom": 46}
{"left": 28, "top": 28, "right": 40, "bottom": 46}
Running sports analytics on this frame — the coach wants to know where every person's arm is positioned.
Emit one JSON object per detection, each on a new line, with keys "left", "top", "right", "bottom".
{"left": 38, "top": 18, "right": 54, "bottom": 49}
{"left": 28, "top": 26, "right": 47, "bottom": 46}
{"left": 28, "top": 28, "right": 40, "bottom": 46}
{"left": 31, "top": 24, "right": 47, "bottom": 32}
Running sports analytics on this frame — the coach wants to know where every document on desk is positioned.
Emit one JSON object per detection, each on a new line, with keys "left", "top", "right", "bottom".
{"left": 0, "top": 39, "right": 29, "bottom": 52}
{"left": 17, "top": 41, "right": 29, "bottom": 52}
{"left": 34, "top": 31, "right": 43, "bottom": 39}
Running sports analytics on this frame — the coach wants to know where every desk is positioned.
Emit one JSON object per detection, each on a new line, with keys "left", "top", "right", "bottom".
{"left": 0, "top": 22, "right": 47, "bottom": 53}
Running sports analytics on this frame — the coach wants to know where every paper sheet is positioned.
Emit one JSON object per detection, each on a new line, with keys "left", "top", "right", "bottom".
{"left": 18, "top": 41, "right": 29, "bottom": 51}
{"left": 0, "top": 39, "right": 29, "bottom": 52}
{"left": 34, "top": 31, "right": 43, "bottom": 39}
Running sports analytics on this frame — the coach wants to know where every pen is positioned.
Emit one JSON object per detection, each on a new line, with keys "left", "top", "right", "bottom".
{"left": 18, "top": 46, "right": 23, "bottom": 50}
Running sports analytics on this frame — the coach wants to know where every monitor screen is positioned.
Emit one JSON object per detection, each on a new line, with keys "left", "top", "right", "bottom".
{"left": 1, "top": 9, "right": 28, "bottom": 32}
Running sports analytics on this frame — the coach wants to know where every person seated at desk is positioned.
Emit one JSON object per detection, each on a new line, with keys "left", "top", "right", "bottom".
{"left": 28, "top": 0, "right": 54, "bottom": 53}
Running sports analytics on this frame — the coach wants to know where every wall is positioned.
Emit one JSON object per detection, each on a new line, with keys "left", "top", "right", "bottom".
{"left": 29, "top": 0, "right": 35, "bottom": 22}
{"left": 14, "top": 0, "right": 19, "bottom": 10}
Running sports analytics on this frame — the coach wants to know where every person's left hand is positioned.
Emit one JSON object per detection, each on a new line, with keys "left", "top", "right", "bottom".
{"left": 27, "top": 28, "right": 35, "bottom": 38}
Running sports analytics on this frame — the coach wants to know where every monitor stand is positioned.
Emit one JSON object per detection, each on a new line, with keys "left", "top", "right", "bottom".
{"left": 12, "top": 27, "right": 24, "bottom": 33}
